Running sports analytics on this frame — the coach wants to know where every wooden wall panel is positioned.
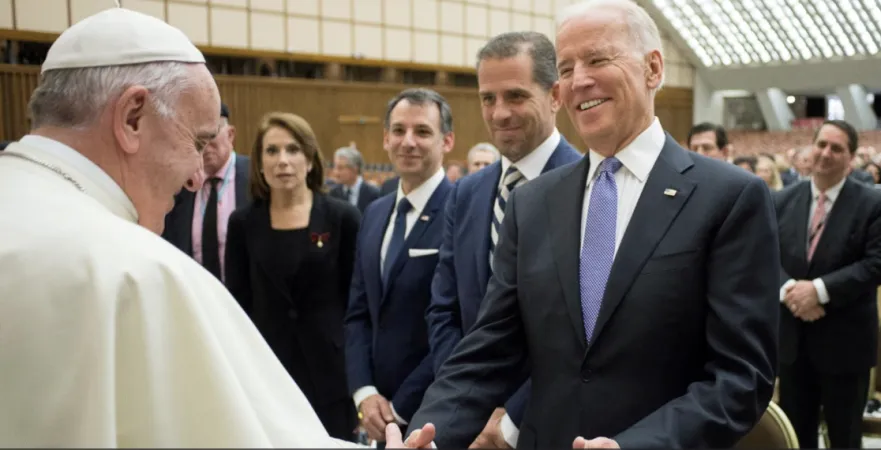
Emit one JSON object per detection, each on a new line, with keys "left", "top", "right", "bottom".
{"left": 0, "top": 64, "right": 38, "bottom": 141}
{"left": 0, "top": 66, "right": 694, "bottom": 164}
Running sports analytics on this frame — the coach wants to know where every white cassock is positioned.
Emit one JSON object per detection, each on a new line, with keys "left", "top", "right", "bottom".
{"left": 0, "top": 136, "right": 364, "bottom": 448}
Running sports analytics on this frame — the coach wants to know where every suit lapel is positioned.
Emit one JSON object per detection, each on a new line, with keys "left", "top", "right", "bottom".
{"left": 547, "top": 158, "right": 591, "bottom": 350}
{"left": 474, "top": 164, "right": 502, "bottom": 294}
{"left": 366, "top": 196, "right": 394, "bottom": 303}
{"left": 791, "top": 182, "right": 812, "bottom": 267}
{"left": 588, "top": 136, "right": 696, "bottom": 352}
{"left": 809, "top": 179, "right": 857, "bottom": 269}
{"left": 383, "top": 180, "right": 452, "bottom": 305}
{"left": 234, "top": 154, "right": 249, "bottom": 207}
{"left": 177, "top": 191, "right": 196, "bottom": 255}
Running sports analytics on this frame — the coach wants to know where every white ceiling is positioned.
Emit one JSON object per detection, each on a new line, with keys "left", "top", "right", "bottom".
{"left": 636, "top": 0, "right": 881, "bottom": 93}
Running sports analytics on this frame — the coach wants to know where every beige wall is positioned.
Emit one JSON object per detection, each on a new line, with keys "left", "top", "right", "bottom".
{"left": 0, "top": 0, "right": 694, "bottom": 87}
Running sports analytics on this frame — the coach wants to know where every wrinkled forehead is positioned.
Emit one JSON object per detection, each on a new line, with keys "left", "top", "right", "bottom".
{"left": 179, "top": 68, "right": 222, "bottom": 139}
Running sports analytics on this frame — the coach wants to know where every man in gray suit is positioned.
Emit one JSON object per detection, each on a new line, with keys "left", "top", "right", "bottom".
{"left": 405, "top": 0, "right": 779, "bottom": 448}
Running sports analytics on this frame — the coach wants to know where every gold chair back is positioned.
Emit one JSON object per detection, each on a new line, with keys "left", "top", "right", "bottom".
{"left": 736, "top": 402, "right": 799, "bottom": 449}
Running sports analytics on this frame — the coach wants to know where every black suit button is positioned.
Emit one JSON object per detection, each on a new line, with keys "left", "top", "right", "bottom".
{"left": 288, "top": 309, "right": 299, "bottom": 320}
{"left": 581, "top": 370, "right": 593, "bottom": 383}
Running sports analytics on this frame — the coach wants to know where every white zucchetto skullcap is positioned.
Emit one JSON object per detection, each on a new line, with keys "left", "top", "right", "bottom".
{"left": 41, "top": 6, "right": 205, "bottom": 74}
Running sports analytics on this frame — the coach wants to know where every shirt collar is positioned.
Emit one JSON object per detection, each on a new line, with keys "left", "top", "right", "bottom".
{"left": 500, "top": 128, "right": 561, "bottom": 182}
{"left": 811, "top": 175, "right": 847, "bottom": 204}
{"left": 351, "top": 176, "right": 363, "bottom": 192}
{"left": 17, "top": 135, "right": 138, "bottom": 223}
{"left": 586, "top": 117, "right": 665, "bottom": 185}
{"left": 395, "top": 167, "right": 446, "bottom": 214}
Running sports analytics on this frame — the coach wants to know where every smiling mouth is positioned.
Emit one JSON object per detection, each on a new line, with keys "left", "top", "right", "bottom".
{"left": 579, "top": 99, "right": 609, "bottom": 111}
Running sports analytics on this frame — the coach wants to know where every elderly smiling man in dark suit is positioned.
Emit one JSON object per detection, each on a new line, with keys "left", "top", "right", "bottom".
{"left": 404, "top": 0, "right": 780, "bottom": 448}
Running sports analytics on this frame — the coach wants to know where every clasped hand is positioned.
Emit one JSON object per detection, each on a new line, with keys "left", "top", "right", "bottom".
{"left": 783, "top": 280, "right": 825, "bottom": 322}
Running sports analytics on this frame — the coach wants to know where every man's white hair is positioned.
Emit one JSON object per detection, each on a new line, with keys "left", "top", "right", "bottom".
{"left": 468, "top": 142, "right": 500, "bottom": 162}
{"left": 556, "top": 0, "right": 665, "bottom": 90}
{"left": 28, "top": 61, "right": 194, "bottom": 129}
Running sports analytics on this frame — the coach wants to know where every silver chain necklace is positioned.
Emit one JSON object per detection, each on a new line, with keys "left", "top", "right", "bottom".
{"left": 0, "top": 151, "right": 85, "bottom": 192}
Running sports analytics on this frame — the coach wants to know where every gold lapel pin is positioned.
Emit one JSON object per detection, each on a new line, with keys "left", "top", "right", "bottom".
{"left": 420, "top": 215, "right": 430, "bottom": 221}
{"left": 664, "top": 188, "right": 677, "bottom": 197}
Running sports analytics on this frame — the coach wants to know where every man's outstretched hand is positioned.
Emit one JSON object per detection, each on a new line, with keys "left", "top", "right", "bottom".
{"left": 573, "top": 436, "right": 619, "bottom": 448}
{"left": 386, "top": 423, "right": 436, "bottom": 448}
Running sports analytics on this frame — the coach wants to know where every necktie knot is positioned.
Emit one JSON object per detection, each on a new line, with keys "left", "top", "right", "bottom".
{"left": 396, "top": 198, "right": 412, "bottom": 215}
{"left": 503, "top": 166, "right": 524, "bottom": 191}
{"left": 817, "top": 192, "right": 827, "bottom": 204}
{"left": 208, "top": 177, "right": 222, "bottom": 189}
{"left": 599, "top": 157, "right": 622, "bottom": 175}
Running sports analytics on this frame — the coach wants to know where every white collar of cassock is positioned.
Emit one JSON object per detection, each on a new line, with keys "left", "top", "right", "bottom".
{"left": 13, "top": 135, "right": 138, "bottom": 223}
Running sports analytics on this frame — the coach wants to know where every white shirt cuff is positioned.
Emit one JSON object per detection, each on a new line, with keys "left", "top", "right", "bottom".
{"left": 390, "top": 402, "right": 408, "bottom": 425}
{"left": 353, "top": 386, "right": 379, "bottom": 409}
{"left": 500, "top": 412, "right": 520, "bottom": 448}
{"left": 813, "top": 278, "right": 830, "bottom": 305}
{"left": 779, "top": 279, "right": 796, "bottom": 302}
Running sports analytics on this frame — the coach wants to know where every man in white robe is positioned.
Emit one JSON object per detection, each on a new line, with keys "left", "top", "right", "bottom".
{"left": 0, "top": 6, "right": 435, "bottom": 448}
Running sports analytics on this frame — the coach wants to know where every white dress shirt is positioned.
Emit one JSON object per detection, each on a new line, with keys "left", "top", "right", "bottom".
{"left": 354, "top": 167, "right": 447, "bottom": 425}
{"left": 578, "top": 118, "right": 665, "bottom": 251}
{"left": 779, "top": 176, "right": 847, "bottom": 305}
{"left": 498, "top": 128, "right": 561, "bottom": 190}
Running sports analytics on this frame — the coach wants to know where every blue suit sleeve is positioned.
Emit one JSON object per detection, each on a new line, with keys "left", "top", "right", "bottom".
{"left": 344, "top": 209, "right": 375, "bottom": 394}
{"left": 425, "top": 183, "right": 465, "bottom": 374}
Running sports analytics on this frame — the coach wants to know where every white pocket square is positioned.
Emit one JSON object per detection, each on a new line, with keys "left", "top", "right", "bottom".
{"left": 409, "top": 248, "right": 439, "bottom": 257}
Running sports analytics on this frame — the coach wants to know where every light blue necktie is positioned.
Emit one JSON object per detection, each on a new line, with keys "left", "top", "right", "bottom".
{"left": 579, "top": 157, "right": 622, "bottom": 343}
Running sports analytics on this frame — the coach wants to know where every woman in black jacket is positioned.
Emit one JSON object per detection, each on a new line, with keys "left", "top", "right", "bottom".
{"left": 225, "top": 112, "right": 360, "bottom": 441}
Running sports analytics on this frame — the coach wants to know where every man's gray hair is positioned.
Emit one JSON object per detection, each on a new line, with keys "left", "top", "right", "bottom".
{"left": 384, "top": 88, "right": 453, "bottom": 135}
{"left": 28, "top": 61, "right": 194, "bottom": 129}
{"left": 476, "top": 31, "right": 558, "bottom": 92}
{"left": 468, "top": 142, "right": 500, "bottom": 162}
{"left": 557, "top": 0, "right": 665, "bottom": 90}
{"left": 334, "top": 146, "right": 365, "bottom": 173}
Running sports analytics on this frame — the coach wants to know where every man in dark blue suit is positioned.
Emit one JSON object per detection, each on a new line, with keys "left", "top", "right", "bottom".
{"left": 425, "top": 31, "right": 581, "bottom": 449}
{"left": 162, "top": 102, "right": 249, "bottom": 282}
{"left": 408, "top": 1, "right": 778, "bottom": 448}
{"left": 345, "top": 88, "right": 455, "bottom": 446}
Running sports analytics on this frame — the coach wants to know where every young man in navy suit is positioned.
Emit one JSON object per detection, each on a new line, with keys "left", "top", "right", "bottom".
{"left": 345, "top": 88, "right": 454, "bottom": 447}
{"left": 424, "top": 31, "right": 581, "bottom": 449}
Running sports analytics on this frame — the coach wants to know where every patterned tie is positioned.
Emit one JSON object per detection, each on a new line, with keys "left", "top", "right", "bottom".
{"left": 807, "top": 192, "right": 827, "bottom": 261}
{"left": 383, "top": 198, "right": 412, "bottom": 287}
{"left": 579, "top": 157, "right": 622, "bottom": 343}
{"left": 490, "top": 166, "right": 525, "bottom": 270}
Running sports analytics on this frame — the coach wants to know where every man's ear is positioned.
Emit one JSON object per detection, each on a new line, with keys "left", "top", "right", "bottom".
{"left": 645, "top": 50, "right": 664, "bottom": 90}
{"left": 113, "top": 85, "right": 150, "bottom": 155}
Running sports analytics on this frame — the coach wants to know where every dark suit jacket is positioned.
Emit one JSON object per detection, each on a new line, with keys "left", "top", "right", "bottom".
{"left": 345, "top": 178, "right": 453, "bottom": 423}
{"left": 225, "top": 193, "right": 361, "bottom": 409}
{"left": 381, "top": 177, "right": 399, "bottom": 196}
{"left": 775, "top": 179, "right": 881, "bottom": 372}
{"left": 781, "top": 168, "right": 799, "bottom": 187}
{"left": 425, "top": 137, "right": 581, "bottom": 425}
{"left": 849, "top": 168, "right": 876, "bottom": 186}
{"left": 330, "top": 180, "right": 381, "bottom": 214}
{"left": 162, "top": 154, "right": 250, "bottom": 256}
{"left": 408, "top": 135, "right": 779, "bottom": 448}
